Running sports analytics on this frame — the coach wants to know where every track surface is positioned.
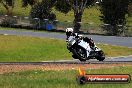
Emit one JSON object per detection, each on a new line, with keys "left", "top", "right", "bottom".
{"left": 0, "top": 29, "right": 132, "bottom": 47}
{"left": 0, "top": 56, "right": 132, "bottom": 65}
{"left": 0, "top": 29, "right": 132, "bottom": 62}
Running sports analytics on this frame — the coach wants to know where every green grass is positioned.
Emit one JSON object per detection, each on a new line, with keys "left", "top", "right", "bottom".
{"left": 98, "top": 44, "right": 132, "bottom": 57}
{"left": 0, "top": 0, "right": 31, "bottom": 16}
{"left": 126, "top": 15, "right": 132, "bottom": 27}
{"left": 0, "top": 35, "right": 71, "bottom": 62}
{"left": 53, "top": 6, "right": 102, "bottom": 26}
{"left": 0, "top": 35, "right": 132, "bottom": 62}
{"left": 0, "top": 66, "right": 132, "bottom": 88}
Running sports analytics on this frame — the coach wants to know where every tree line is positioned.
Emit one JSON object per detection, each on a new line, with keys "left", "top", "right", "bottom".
{"left": 0, "top": 0, "right": 131, "bottom": 35}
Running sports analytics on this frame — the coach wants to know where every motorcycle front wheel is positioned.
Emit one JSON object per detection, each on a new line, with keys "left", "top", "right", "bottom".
{"left": 96, "top": 50, "right": 105, "bottom": 61}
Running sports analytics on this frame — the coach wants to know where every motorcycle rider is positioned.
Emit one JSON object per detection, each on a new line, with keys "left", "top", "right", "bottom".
{"left": 66, "top": 28, "right": 95, "bottom": 50}
{"left": 66, "top": 28, "right": 79, "bottom": 39}
{"left": 83, "top": 37, "right": 96, "bottom": 50}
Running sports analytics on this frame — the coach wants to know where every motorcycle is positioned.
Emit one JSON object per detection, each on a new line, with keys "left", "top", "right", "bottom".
{"left": 66, "top": 28, "right": 105, "bottom": 62}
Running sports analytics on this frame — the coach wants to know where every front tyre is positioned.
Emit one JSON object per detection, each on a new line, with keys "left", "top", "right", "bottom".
{"left": 98, "top": 56, "right": 105, "bottom": 61}
{"left": 97, "top": 51, "right": 105, "bottom": 61}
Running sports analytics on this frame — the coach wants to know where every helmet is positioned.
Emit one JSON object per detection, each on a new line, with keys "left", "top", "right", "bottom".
{"left": 66, "top": 28, "right": 73, "bottom": 32}
{"left": 78, "top": 35, "right": 83, "bottom": 39}
{"left": 66, "top": 28, "right": 73, "bottom": 36}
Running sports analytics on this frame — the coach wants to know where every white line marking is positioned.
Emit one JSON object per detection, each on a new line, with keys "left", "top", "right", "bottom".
{"left": 3, "top": 34, "right": 9, "bottom": 35}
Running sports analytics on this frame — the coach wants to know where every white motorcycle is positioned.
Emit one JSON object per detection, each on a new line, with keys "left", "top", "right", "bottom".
{"left": 66, "top": 28, "right": 105, "bottom": 62}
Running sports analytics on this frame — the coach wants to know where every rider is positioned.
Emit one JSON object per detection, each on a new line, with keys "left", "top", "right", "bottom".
{"left": 66, "top": 28, "right": 95, "bottom": 49}
{"left": 66, "top": 28, "right": 78, "bottom": 38}
{"left": 83, "top": 37, "right": 95, "bottom": 50}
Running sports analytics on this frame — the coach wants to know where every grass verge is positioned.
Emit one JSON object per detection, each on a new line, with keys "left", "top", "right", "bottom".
{"left": 0, "top": 66, "right": 132, "bottom": 88}
{"left": 0, "top": 35, "right": 132, "bottom": 62}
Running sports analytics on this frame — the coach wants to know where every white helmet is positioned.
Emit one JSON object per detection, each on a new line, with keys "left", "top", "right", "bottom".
{"left": 66, "top": 28, "right": 73, "bottom": 36}
{"left": 78, "top": 35, "right": 83, "bottom": 39}
{"left": 66, "top": 28, "right": 73, "bottom": 32}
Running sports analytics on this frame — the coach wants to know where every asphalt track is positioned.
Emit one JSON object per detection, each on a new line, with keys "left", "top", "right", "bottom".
{"left": 0, "top": 29, "right": 132, "bottom": 47}
{"left": 0, "top": 29, "right": 132, "bottom": 63}
{"left": 0, "top": 56, "right": 132, "bottom": 65}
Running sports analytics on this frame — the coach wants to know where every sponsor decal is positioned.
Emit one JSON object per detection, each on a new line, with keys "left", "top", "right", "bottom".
{"left": 77, "top": 68, "right": 131, "bottom": 84}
